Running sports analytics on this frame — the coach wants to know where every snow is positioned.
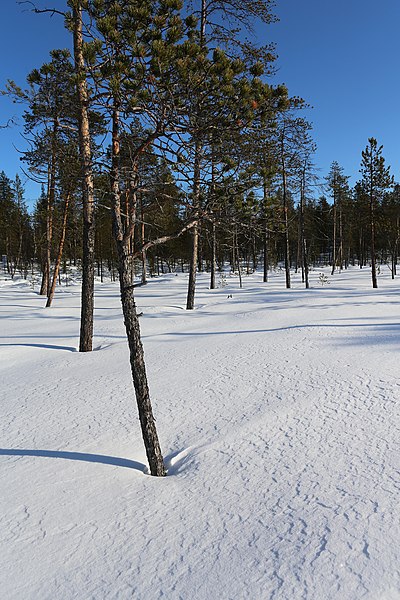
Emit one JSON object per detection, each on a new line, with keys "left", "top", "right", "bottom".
{"left": 1, "top": 266, "right": 400, "bottom": 599}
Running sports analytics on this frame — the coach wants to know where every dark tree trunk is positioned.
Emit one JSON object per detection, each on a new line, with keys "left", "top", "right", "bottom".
{"left": 370, "top": 197, "right": 378, "bottom": 288}
{"left": 46, "top": 191, "right": 70, "bottom": 308}
{"left": 186, "top": 222, "right": 199, "bottom": 309}
{"left": 140, "top": 197, "right": 147, "bottom": 285}
{"left": 263, "top": 225, "right": 269, "bottom": 283}
{"left": 282, "top": 170, "right": 291, "bottom": 289}
{"left": 263, "top": 180, "right": 269, "bottom": 283}
{"left": 117, "top": 242, "right": 165, "bottom": 477}
{"left": 186, "top": 139, "right": 202, "bottom": 310}
{"left": 234, "top": 227, "right": 242, "bottom": 289}
{"left": 299, "top": 175, "right": 309, "bottom": 289}
{"left": 210, "top": 220, "right": 216, "bottom": 289}
{"left": 111, "top": 101, "right": 165, "bottom": 477}
{"left": 40, "top": 152, "right": 56, "bottom": 295}
{"left": 331, "top": 193, "right": 337, "bottom": 275}
{"left": 296, "top": 218, "right": 302, "bottom": 278}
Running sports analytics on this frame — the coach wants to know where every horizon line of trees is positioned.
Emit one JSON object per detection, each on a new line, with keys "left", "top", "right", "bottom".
{"left": 1, "top": 145, "right": 398, "bottom": 286}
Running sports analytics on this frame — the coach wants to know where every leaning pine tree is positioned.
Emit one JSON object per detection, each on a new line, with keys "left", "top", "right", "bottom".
{"left": 69, "top": 0, "right": 207, "bottom": 476}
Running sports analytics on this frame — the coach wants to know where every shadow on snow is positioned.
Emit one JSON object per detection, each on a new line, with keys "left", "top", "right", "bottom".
{"left": 0, "top": 448, "right": 146, "bottom": 472}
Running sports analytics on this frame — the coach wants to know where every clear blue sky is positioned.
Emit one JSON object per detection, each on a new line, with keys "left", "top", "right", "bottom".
{"left": 269, "top": 0, "right": 400, "bottom": 190}
{"left": 1, "top": 0, "right": 400, "bottom": 208}
{"left": 0, "top": 2, "right": 71, "bottom": 207}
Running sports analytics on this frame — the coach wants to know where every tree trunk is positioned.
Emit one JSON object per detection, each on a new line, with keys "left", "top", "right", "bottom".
{"left": 263, "top": 224, "right": 269, "bottom": 283}
{"left": 368, "top": 165, "right": 378, "bottom": 288}
{"left": 331, "top": 193, "right": 337, "bottom": 275}
{"left": 111, "top": 101, "right": 165, "bottom": 477}
{"left": 282, "top": 168, "right": 291, "bottom": 289}
{"left": 117, "top": 242, "right": 166, "bottom": 477}
{"left": 296, "top": 217, "right": 302, "bottom": 279}
{"left": 40, "top": 153, "right": 56, "bottom": 295}
{"left": 234, "top": 227, "right": 242, "bottom": 289}
{"left": 46, "top": 191, "right": 70, "bottom": 308}
{"left": 210, "top": 220, "right": 216, "bottom": 289}
{"left": 186, "top": 222, "right": 199, "bottom": 309}
{"left": 394, "top": 217, "right": 399, "bottom": 277}
{"left": 300, "top": 174, "right": 309, "bottom": 289}
{"left": 73, "top": 2, "right": 96, "bottom": 352}
{"left": 263, "top": 180, "right": 269, "bottom": 283}
{"left": 338, "top": 197, "right": 343, "bottom": 270}
{"left": 140, "top": 196, "right": 147, "bottom": 285}
{"left": 370, "top": 196, "right": 378, "bottom": 288}
{"left": 186, "top": 139, "right": 202, "bottom": 310}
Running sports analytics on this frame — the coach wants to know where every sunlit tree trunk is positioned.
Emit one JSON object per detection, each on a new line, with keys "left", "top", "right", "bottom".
{"left": 73, "top": 2, "right": 96, "bottom": 352}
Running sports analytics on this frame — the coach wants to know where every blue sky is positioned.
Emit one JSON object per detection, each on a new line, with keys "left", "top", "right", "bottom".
{"left": 1, "top": 0, "right": 400, "bottom": 208}
{"left": 0, "top": 2, "right": 71, "bottom": 207}
{"left": 269, "top": 0, "right": 400, "bottom": 190}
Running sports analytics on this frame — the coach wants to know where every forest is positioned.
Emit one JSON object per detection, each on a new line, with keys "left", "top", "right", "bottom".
{"left": 1, "top": 1, "right": 398, "bottom": 304}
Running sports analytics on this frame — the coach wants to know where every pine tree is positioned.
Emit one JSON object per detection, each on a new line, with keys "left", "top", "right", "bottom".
{"left": 67, "top": 1, "right": 97, "bottom": 351}
{"left": 360, "top": 138, "right": 393, "bottom": 288}
{"left": 7, "top": 49, "right": 77, "bottom": 294}
{"left": 326, "top": 162, "right": 350, "bottom": 274}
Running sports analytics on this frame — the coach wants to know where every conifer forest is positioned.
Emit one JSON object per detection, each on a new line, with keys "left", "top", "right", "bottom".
{"left": 2, "top": 2, "right": 399, "bottom": 303}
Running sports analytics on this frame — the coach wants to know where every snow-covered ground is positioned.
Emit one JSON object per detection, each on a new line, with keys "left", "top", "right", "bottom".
{"left": 1, "top": 266, "right": 399, "bottom": 600}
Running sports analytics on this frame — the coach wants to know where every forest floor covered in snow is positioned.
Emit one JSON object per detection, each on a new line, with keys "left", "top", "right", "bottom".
{"left": 1, "top": 266, "right": 400, "bottom": 600}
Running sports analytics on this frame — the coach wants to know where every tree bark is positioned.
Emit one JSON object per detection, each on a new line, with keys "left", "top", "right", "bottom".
{"left": 73, "top": 2, "right": 96, "bottom": 352}
{"left": 263, "top": 180, "right": 269, "bottom": 283}
{"left": 46, "top": 191, "right": 71, "bottom": 308}
{"left": 338, "top": 196, "right": 343, "bottom": 270}
{"left": 370, "top": 196, "right": 378, "bottom": 288}
{"left": 282, "top": 166, "right": 291, "bottom": 289}
{"left": 369, "top": 166, "right": 378, "bottom": 288}
{"left": 111, "top": 102, "right": 165, "bottom": 477}
{"left": 140, "top": 196, "right": 147, "bottom": 285}
{"left": 331, "top": 191, "right": 337, "bottom": 275}
{"left": 186, "top": 222, "right": 199, "bottom": 309}
{"left": 299, "top": 172, "right": 309, "bottom": 289}
{"left": 40, "top": 146, "right": 56, "bottom": 295}
{"left": 117, "top": 242, "right": 166, "bottom": 477}
{"left": 186, "top": 139, "right": 202, "bottom": 310}
{"left": 235, "top": 227, "right": 243, "bottom": 289}
{"left": 210, "top": 220, "right": 216, "bottom": 289}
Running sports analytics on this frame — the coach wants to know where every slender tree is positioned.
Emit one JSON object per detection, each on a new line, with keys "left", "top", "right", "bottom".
{"left": 68, "top": 1, "right": 97, "bottom": 351}
{"left": 326, "top": 162, "right": 350, "bottom": 274}
{"left": 360, "top": 138, "right": 393, "bottom": 288}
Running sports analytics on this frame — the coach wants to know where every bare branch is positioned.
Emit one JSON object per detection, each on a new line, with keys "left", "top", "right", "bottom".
{"left": 134, "top": 219, "right": 198, "bottom": 259}
{"left": 18, "top": 1, "right": 66, "bottom": 18}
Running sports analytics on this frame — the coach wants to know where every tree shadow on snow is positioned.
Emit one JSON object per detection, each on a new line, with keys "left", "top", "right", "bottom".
{"left": 0, "top": 448, "right": 146, "bottom": 472}
{"left": 146, "top": 321, "right": 400, "bottom": 341}
{"left": 0, "top": 342, "right": 78, "bottom": 352}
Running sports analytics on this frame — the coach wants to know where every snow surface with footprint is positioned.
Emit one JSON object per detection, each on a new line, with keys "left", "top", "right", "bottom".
{"left": 1, "top": 267, "right": 399, "bottom": 600}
